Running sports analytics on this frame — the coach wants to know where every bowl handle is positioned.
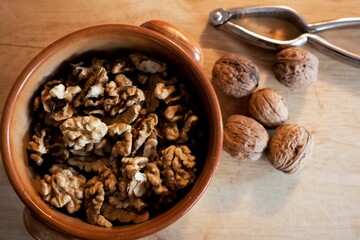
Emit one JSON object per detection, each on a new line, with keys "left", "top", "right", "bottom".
{"left": 23, "top": 207, "right": 78, "bottom": 240}
{"left": 141, "top": 20, "right": 204, "bottom": 67}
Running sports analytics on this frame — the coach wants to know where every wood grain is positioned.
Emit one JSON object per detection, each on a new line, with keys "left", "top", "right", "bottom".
{"left": 1, "top": 1, "right": 360, "bottom": 239}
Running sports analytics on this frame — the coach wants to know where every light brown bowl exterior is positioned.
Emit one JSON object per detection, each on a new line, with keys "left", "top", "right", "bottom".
{"left": 1, "top": 24, "right": 223, "bottom": 239}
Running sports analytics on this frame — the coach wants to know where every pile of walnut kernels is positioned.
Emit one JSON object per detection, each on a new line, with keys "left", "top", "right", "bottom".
{"left": 27, "top": 53, "right": 202, "bottom": 227}
{"left": 213, "top": 47, "right": 317, "bottom": 174}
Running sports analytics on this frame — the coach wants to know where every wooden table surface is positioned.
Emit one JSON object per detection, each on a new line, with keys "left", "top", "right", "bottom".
{"left": 1, "top": 1, "right": 360, "bottom": 239}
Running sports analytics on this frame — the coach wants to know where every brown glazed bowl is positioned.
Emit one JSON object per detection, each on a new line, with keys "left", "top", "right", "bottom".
{"left": 0, "top": 21, "right": 223, "bottom": 240}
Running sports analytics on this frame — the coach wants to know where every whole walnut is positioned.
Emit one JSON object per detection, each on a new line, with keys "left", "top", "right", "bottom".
{"left": 268, "top": 124, "right": 314, "bottom": 174}
{"left": 212, "top": 54, "right": 259, "bottom": 98}
{"left": 224, "top": 115, "right": 269, "bottom": 161}
{"left": 248, "top": 88, "right": 288, "bottom": 128}
{"left": 273, "top": 47, "right": 319, "bottom": 88}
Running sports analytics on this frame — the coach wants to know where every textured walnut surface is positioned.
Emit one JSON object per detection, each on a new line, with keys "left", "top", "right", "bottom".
{"left": 248, "top": 88, "right": 288, "bottom": 128}
{"left": 27, "top": 53, "right": 203, "bottom": 227}
{"left": 268, "top": 124, "right": 314, "bottom": 174}
{"left": 212, "top": 54, "right": 259, "bottom": 98}
{"left": 273, "top": 47, "right": 319, "bottom": 88}
{"left": 39, "top": 167, "right": 86, "bottom": 214}
{"left": 223, "top": 115, "right": 269, "bottom": 161}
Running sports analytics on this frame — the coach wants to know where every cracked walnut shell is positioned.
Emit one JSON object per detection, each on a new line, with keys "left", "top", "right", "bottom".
{"left": 223, "top": 115, "right": 269, "bottom": 161}
{"left": 249, "top": 88, "right": 288, "bottom": 128}
{"left": 273, "top": 47, "right": 319, "bottom": 88}
{"left": 268, "top": 124, "right": 314, "bottom": 174}
{"left": 212, "top": 54, "right": 259, "bottom": 98}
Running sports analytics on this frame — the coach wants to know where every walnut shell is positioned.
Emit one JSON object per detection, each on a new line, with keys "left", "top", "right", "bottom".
{"left": 223, "top": 115, "right": 269, "bottom": 161}
{"left": 248, "top": 88, "right": 288, "bottom": 128}
{"left": 273, "top": 47, "right": 319, "bottom": 88}
{"left": 268, "top": 124, "right": 314, "bottom": 174}
{"left": 212, "top": 54, "right": 259, "bottom": 98}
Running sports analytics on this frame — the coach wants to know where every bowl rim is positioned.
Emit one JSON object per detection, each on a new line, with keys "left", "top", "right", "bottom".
{"left": 0, "top": 23, "right": 223, "bottom": 239}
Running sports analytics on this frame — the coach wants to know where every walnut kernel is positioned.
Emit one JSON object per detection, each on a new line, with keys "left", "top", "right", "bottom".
{"left": 60, "top": 115, "right": 108, "bottom": 150}
{"left": 273, "top": 47, "right": 319, "bottom": 88}
{"left": 223, "top": 115, "right": 269, "bottom": 161}
{"left": 101, "top": 203, "right": 149, "bottom": 224}
{"left": 212, "top": 54, "right": 259, "bottom": 98}
{"left": 161, "top": 145, "right": 196, "bottom": 190}
{"left": 268, "top": 124, "right": 314, "bottom": 174}
{"left": 84, "top": 176, "right": 106, "bottom": 226}
{"left": 29, "top": 53, "right": 202, "bottom": 227}
{"left": 27, "top": 129, "right": 48, "bottom": 165}
{"left": 249, "top": 88, "right": 288, "bottom": 128}
{"left": 39, "top": 168, "right": 86, "bottom": 214}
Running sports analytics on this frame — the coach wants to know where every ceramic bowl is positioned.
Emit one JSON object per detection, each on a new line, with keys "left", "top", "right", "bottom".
{"left": 1, "top": 21, "right": 222, "bottom": 240}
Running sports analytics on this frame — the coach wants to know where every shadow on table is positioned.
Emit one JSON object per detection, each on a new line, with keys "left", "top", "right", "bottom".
{"left": 210, "top": 152, "right": 301, "bottom": 216}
